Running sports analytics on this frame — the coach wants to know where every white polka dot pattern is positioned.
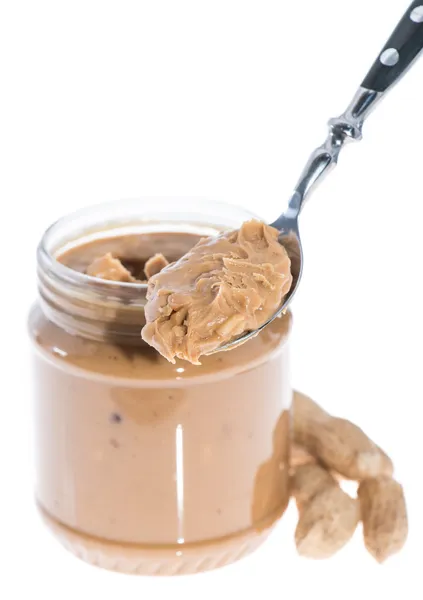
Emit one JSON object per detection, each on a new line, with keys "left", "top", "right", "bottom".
{"left": 410, "top": 6, "right": 423, "bottom": 23}
{"left": 380, "top": 48, "right": 400, "bottom": 67}
{"left": 362, "top": 2, "right": 423, "bottom": 92}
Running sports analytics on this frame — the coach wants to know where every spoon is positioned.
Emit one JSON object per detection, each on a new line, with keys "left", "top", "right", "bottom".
{"left": 214, "top": 0, "right": 423, "bottom": 353}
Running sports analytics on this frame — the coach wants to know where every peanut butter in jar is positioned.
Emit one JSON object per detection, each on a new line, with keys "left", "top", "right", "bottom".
{"left": 29, "top": 199, "right": 292, "bottom": 575}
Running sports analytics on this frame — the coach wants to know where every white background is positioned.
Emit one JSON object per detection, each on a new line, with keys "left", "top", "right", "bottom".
{"left": 0, "top": 0, "right": 421, "bottom": 598}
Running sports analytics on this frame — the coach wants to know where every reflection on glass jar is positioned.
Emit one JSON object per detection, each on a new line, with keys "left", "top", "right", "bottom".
{"left": 29, "top": 199, "right": 293, "bottom": 575}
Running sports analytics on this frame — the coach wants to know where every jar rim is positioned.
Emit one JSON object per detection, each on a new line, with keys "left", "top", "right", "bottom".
{"left": 36, "top": 198, "right": 261, "bottom": 340}
{"left": 38, "top": 197, "right": 259, "bottom": 294}
{"left": 37, "top": 229, "right": 148, "bottom": 292}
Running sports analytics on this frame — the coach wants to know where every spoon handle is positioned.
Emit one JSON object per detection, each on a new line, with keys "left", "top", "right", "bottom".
{"left": 362, "top": 1, "right": 423, "bottom": 93}
{"left": 285, "top": 1, "right": 423, "bottom": 220}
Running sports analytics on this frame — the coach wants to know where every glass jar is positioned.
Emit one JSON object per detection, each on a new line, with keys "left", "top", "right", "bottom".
{"left": 29, "top": 199, "right": 293, "bottom": 575}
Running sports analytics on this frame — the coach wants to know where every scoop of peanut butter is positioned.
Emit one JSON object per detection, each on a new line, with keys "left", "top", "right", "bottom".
{"left": 141, "top": 219, "right": 292, "bottom": 364}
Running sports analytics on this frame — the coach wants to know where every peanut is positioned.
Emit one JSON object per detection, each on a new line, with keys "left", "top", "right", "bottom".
{"left": 290, "top": 390, "right": 406, "bottom": 562}
{"left": 358, "top": 475, "right": 408, "bottom": 563}
{"left": 292, "top": 390, "right": 393, "bottom": 480}
{"left": 291, "top": 464, "right": 335, "bottom": 511}
{"left": 292, "top": 464, "right": 359, "bottom": 559}
{"left": 290, "top": 443, "right": 316, "bottom": 469}
{"left": 292, "top": 391, "right": 329, "bottom": 435}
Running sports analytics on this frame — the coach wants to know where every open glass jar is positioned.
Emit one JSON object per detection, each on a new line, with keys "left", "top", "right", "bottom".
{"left": 29, "top": 199, "right": 292, "bottom": 575}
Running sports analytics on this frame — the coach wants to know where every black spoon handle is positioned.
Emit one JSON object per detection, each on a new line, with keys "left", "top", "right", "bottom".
{"left": 362, "top": 1, "right": 423, "bottom": 93}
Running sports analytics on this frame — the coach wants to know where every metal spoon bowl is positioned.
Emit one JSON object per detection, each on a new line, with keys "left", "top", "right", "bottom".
{"left": 211, "top": 1, "right": 423, "bottom": 354}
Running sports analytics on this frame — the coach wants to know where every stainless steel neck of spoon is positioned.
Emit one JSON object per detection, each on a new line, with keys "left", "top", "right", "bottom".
{"left": 272, "top": 87, "right": 383, "bottom": 230}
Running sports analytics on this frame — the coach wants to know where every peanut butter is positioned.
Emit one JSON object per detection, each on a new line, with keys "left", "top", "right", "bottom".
{"left": 144, "top": 253, "right": 169, "bottom": 279}
{"left": 86, "top": 252, "right": 137, "bottom": 282}
{"left": 142, "top": 220, "right": 292, "bottom": 364}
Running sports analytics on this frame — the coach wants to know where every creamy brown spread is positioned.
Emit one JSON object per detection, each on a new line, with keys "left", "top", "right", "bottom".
{"left": 86, "top": 252, "right": 137, "bottom": 282}
{"left": 64, "top": 231, "right": 201, "bottom": 281}
{"left": 87, "top": 251, "right": 171, "bottom": 283}
{"left": 144, "top": 253, "right": 169, "bottom": 280}
{"left": 141, "top": 220, "right": 292, "bottom": 364}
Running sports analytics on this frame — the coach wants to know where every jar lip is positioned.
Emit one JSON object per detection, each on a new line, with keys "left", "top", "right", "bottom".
{"left": 37, "top": 235, "right": 149, "bottom": 291}
{"left": 38, "top": 197, "right": 259, "bottom": 292}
